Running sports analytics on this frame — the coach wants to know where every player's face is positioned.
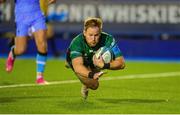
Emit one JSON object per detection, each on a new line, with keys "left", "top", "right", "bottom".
{"left": 84, "top": 27, "right": 101, "bottom": 47}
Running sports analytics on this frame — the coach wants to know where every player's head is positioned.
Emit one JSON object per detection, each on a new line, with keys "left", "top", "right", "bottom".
{"left": 83, "top": 17, "right": 103, "bottom": 47}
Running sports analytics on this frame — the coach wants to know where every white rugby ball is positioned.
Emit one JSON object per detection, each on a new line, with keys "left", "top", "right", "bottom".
{"left": 102, "top": 49, "right": 112, "bottom": 63}
{"left": 94, "top": 47, "right": 112, "bottom": 63}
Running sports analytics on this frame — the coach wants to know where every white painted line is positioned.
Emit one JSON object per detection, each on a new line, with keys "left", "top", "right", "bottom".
{"left": 0, "top": 71, "right": 180, "bottom": 89}
{"left": 102, "top": 71, "right": 180, "bottom": 81}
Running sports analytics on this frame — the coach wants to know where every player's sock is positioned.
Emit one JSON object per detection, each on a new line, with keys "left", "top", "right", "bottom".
{"left": 36, "top": 52, "right": 47, "bottom": 84}
{"left": 10, "top": 45, "right": 16, "bottom": 59}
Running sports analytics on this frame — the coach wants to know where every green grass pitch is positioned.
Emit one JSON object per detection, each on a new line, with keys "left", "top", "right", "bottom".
{"left": 0, "top": 58, "right": 180, "bottom": 114}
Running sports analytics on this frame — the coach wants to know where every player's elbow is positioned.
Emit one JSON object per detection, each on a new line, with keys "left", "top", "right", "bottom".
{"left": 114, "top": 62, "right": 125, "bottom": 70}
{"left": 120, "top": 62, "right": 125, "bottom": 69}
{"left": 118, "top": 58, "right": 126, "bottom": 69}
{"left": 114, "top": 57, "right": 125, "bottom": 70}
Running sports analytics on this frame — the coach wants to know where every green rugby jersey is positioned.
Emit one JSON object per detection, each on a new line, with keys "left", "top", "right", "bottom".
{"left": 66, "top": 32, "right": 122, "bottom": 68}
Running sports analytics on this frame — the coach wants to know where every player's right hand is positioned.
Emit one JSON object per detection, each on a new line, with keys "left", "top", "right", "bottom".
{"left": 93, "top": 55, "right": 104, "bottom": 69}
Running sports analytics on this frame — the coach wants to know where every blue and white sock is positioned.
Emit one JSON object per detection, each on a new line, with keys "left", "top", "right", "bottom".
{"left": 36, "top": 52, "right": 47, "bottom": 79}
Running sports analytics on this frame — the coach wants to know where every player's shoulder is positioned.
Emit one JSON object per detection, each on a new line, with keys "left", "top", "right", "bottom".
{"left": 101, "top": 32, "right": 115, "bottom": 44}
{"left": 72, "top": 33, "right": 84, "bottom": 41}
{"left": 101, "top": 32, "right": 114, "bottom": 39}
{"left": 100, "top": 32, "right": 116, "bottom": 48}
{"left": 70, "top": 33, "right": 84, "bottom": 46}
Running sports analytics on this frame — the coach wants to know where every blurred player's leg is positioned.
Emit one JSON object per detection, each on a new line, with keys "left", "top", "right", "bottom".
{"left": 31, "top": 12, "right": 48, "bottom": 84}
{"left": 36, "top": 52, "right": 48, "bottom": 84}
{"left": 6, "top": 46, "right": 15, "bottom": 72}
{"left": 6, "top": 36, "right": 27, "bottom": 72}
{"left": 47, "top": 23, "right": 60, "bottom": 57}
{"left": 6, "top": 19, "right": 29, "bottom": 73}
{"left": 34, "top": 29, "right": 48, "bottom": 85}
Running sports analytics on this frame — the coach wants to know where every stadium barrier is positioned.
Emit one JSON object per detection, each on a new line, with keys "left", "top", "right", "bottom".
{"left": 0, "top": 38, "right": 180, "bottom": 59}
{"left": 0, "top": 0, "right": 180, "bottom": 59}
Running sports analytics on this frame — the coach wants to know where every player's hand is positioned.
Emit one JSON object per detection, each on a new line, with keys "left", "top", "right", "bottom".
{"left": 93, "top": 71, "right": 104, "bottom": 80}
{"left": 48, "top": 0, "right": 56, "bottom": 4}
{"left": 93, "top": 55, "right": 104, "bottom": 69}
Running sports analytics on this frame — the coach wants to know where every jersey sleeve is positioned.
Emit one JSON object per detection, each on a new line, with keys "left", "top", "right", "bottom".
{"left": 105, "top": 34, "right": 123, "bottom": 58}
{"left": 69, "top": 38, "right": 83, "bottom": 60}
{"left": 111, "top": 44, "right": 123, "bottom": 58}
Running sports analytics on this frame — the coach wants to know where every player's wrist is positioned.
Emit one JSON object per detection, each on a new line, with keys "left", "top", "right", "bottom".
{"left": 103, "top": 63, "right": 110, "bottom": 69}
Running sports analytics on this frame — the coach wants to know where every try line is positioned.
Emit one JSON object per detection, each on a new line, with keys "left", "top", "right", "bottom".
{"left": 0, "top": 71, "right": 180, "bottom": 89}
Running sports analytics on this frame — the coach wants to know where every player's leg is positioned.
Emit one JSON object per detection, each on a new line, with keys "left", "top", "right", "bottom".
{"left": 46, "top": 23, "right": 60, "bottom": 57}
{"left": 6, "top": 23, "right": 28, "bottom": 72}
{"left": 33, "top": 17, "right": 48, "bottom": 84}
{"left": 34, "top": 29, "right": 48, "bottom": 84}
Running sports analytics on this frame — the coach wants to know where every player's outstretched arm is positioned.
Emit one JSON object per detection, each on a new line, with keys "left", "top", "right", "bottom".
{"left": 72, "top": 57, "right": 91, "bottom": 78}
{"left": 72, "top": 57, "right": 104, "bottom": 80}
{"left": 93, "top": 54, "right": 125, "bottom": 70}
{"left": 109, "top": 56, "right": 125, "bottom": 70}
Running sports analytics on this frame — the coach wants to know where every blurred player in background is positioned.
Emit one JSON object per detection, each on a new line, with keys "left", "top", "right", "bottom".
{"left": 40, "top": 0, "right": 60, "bottom": 57}
{"left": 6, "top": 0, "right": 60, "bottom": 57}
{"left": 5, "top": 0, "right": 56, "bottom": 84}
{"left": 66, "top": 17, "right": 125, "bottom": 100}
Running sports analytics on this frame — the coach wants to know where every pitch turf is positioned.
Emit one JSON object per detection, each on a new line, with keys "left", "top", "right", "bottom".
{"left": 0, "top": 58, "right": 180, "bottom": 114}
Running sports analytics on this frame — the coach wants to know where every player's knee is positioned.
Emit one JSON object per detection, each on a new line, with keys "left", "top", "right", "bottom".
{"left": 15, "top": 47, "right": 26, "bottom": 55}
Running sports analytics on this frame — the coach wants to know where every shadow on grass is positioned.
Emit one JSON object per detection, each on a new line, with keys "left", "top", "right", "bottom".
{"left": 0, "top": 96, "right": 61, "bottom": 104}
{"left": 98, "top": 98, "right": 168, "bottom": 104}
{"left": 0, "top": 97, "right": 16, "bottom": 103}
{"left": 56, "top": 98, "right": 108, "bottom": 112}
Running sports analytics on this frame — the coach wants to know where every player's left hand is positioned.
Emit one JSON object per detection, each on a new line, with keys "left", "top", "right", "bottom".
{"left": 93, "top": 55, "right": 104, "bottom": 69}
{"left": 93, "top": 71, "right": 104, "bottom": 80}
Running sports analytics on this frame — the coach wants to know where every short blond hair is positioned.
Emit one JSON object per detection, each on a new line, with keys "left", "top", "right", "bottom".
{"left": 84, "top": 17, "right": 103, "bottom": 31}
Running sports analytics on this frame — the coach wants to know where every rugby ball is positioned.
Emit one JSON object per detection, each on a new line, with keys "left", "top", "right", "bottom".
{"left": 94, "top": 47, "right": 112, "bottom": 63}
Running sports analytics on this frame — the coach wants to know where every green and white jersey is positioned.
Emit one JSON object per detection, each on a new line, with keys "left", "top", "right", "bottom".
{"left": 66, "top": 32, "right": 122, "bottom": 68}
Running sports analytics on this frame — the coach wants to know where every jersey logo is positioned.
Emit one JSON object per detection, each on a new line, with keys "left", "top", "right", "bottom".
{"left": 89, "top": 50, "right": 93, "bottom": 53}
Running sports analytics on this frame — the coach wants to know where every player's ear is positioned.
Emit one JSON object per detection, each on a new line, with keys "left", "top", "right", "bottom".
{"left": 83, "top": 30, "right": 86, "bottom": 36}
